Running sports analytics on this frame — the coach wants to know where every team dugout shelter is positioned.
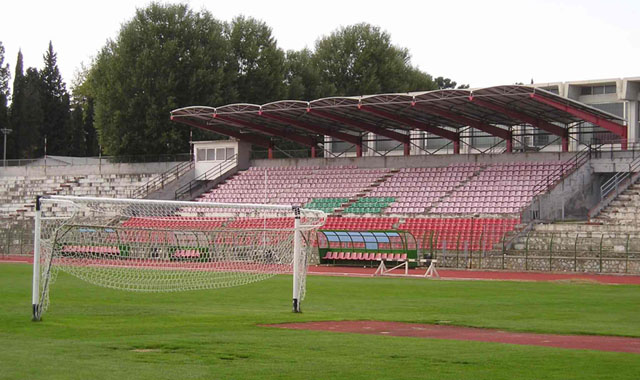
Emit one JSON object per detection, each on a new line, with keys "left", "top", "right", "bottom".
{"left": 316, "top": 230, "right": 418, "bottom": 267}
{"left": 170, "top": 85, "right": 627, "bottom": 158}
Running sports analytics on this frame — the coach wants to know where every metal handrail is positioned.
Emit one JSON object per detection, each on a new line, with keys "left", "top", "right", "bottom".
{"left": 600, "top": 155, "right": 640, "bottom": 200}
{"left": 130, "top": 159, "right": 195, "bottom": 199}
{"left": 0, "top": 153, "right": 191, "bottom": 168}
{"left": 174, "top": 154, "right": 238, "bottom": 200}
{"left": 587, "top": 155, "right": 640, "bottom": 219}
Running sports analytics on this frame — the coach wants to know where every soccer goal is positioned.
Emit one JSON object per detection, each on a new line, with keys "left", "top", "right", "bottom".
{"left": 31, "top": 195, "right": 326, "bottom": 321}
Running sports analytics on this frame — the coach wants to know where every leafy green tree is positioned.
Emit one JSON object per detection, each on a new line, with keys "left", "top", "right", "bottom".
{"left": 312, "top": 23, "right": 436, "bottom": 96}
{"left": 89, "top": 3, "right": 230, "bottom": 156}
{"left": 67, "top": 103, "right": 85, "bottom": 156}
{"left": 284, "top": 48, "right": 324, "bottom": 100}
{"left": 83, "top": 97, "right": 99, "bottom": 156}
{"left": 225, "top": 16, "right": 286, "bottom": 104}
{"left": 70, "top": 65, "right": 99, "bottom": 156}
{"left": 40, "top": 41, "right": 70, "bottom": 155}
{"left": 435, "top": 76, "right": 469, "bottom": 90}
{"left": 0, "top": 42, "right": 10, "bottom": 158}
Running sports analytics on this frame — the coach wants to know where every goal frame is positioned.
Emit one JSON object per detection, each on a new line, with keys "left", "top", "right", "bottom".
{"left": 31, "top": 195, "right": 325, "bottom": 321}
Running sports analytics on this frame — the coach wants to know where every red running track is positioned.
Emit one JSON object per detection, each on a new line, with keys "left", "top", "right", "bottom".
{"left": 307, "top": 265, "right": 640, "bottom": 285}
{"left": 2, "top": 256, "right": 640, "bottom": 285}
{"left": 265, "top": 321, "right": 640, "bottom": 354}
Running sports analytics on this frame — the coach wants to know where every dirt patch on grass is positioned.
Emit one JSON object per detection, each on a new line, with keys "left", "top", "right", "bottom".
{"left": 264, "top": 321, "right": 640, "bottom": 354}
{"left": 131, "top": 348, "right": 162, "bottom": 353}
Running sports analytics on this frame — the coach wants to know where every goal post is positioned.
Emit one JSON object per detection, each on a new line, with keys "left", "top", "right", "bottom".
{"left": 31, "top": 195, "right": 326, "bottom": 321}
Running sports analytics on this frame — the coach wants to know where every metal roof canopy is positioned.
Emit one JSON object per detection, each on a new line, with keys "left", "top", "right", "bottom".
{"left": 171, "top": 85, "right": 627, "bottom": 157}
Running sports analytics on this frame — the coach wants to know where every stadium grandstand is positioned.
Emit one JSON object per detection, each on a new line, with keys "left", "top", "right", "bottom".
{"left": 2, "top": 79, "right": 640, "bottom": 274}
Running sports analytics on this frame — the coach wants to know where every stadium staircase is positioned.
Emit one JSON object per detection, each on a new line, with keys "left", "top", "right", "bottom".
{"left": 131, "top": 160, "right": 195, "bottom": 200}
{"left": 596, "top": 183, "right": 640, "bottom": 224}
{"left": 174, "top": 155, "right": 238, "bottom": 201}
{"left": 498, "top": 151, "right": 640, "bottom": 273}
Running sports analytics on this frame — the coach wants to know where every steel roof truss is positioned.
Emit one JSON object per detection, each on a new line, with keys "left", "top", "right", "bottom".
{"left": 259, "top": 112, "right": 362, "bottom": 146}
{"left": 214, "top": 114, "right": 316, "bottom": 148}
{"left": 171, "top": 117, "right": 272, "bottom": 148}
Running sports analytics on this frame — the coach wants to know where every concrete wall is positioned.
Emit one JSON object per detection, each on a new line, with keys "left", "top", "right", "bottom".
{"left": 523, "top": 162, "right": 602, "bottom": 222}
{"left": 251, "top": 152, "right": 575, "bottom": 169}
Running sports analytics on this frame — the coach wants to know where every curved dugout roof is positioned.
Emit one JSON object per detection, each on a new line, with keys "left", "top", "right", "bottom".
{"left": 170, "top": 85, "right": 627, "bottom": 154}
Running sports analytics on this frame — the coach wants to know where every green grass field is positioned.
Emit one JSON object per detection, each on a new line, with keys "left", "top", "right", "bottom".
{"left": 1, "top": 263, "right": 639, "bottom": 380}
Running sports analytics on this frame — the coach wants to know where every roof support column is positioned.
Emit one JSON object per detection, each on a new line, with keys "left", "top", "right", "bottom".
{"left": 311, "top": 146, "right": 317, "bottom": 158}
{"left": 308, "top": 109, "right": 409, "bottom": 156}
{"left": 468, "top": 97, "right": 569, "bottom": 152}
{"left": 412, "top": 103, "right": 511, "bottom": 153}
{"left": 268, "top": 145, "right": 273, "bottom": 160}
{"left": 453, "top": 139, "right": 460, "bottom": 154}
{"left": 260, "top": 112, "right": 364, "bottom": 157}
{"left": 356, "top": 142, "right": 363, "bottom": 157}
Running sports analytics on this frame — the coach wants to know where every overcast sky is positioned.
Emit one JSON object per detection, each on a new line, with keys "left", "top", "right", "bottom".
{"left": 2, "top": 0, "right": 639, "bottom": 95}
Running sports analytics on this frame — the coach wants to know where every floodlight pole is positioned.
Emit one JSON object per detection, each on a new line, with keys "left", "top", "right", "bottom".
{"left": 1, "top": 128, "right": 12, "bottom": 168}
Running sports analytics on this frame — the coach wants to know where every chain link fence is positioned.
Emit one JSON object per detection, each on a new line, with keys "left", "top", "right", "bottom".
{"left": 3, "top": 218, "right": 640, "bottom": 274}
{"left": 0, "top": 219, "right": 34, "bottom": 257}
{"left": 417, "top": 230, "right": 640, "bottom": 274}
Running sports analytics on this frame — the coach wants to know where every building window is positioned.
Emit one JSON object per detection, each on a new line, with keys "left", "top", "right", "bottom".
{"left": 216, "top": 148, "right": 226, "bottom": 161}
{"left": 226, "top": 147, "right": 235, "bottom": 158}
{"left": 580, "top": 84, "right": 617, "bottom": 96}
{"left": 375, "top": 130, "right": 409, "bottom": 152}
{"left": 196, "top": 148, "right": 206, "bottom": 162}
{"left": 591, "top": 103, "right": 624, "bottom": 118}
{"left": 206, "top": 148, "right": 216, "bottom": 161}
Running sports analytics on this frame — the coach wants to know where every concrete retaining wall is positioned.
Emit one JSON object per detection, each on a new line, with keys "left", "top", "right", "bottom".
{"left": 251, "top": 152, "right": 575, "bottom": 169}
{"left": 0, "top": 161, "right": 184, "bottom": 177}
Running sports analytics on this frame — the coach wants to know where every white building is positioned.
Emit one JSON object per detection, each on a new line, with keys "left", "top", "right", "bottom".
{"left": 533, "top": 77, "right": 640, "bottom": 145}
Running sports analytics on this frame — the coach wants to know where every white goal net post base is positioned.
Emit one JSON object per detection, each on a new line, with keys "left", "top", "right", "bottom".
{"left": 374, "top": 259, "right": 439, "bottom": 278}
{"left": 32, "top": 195, "right": 326, "bottom": 321}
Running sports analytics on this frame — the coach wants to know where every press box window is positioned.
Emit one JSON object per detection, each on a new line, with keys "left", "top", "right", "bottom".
{"left": 196, "top": 148, "right": 206, "bottom": 162}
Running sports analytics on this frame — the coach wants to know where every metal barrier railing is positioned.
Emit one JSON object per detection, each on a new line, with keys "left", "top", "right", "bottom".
{"left": 588, "top": 147, "right": 640, "bottom": 219}
{"left": 600, "top": 155, "right": 640, "bottom": 201}
{"left": 174, "top": 154, "right": 238, "bottom": 200}
{"left": 0, "top": 153, "right": 191, "bottom": 168}
{"left": 0, "top": 219, "right": 34, "bottom": 257}
{"left": 416, "top": 229, "right": 640, "bottom": 274}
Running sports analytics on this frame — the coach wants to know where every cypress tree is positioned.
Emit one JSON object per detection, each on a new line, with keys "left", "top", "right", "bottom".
{"left": 21, "top": 68, "right": 44, "bottom": 157}
{"left": 0, "top": 42, "right": 10, "bottom": 158}
{"left": 9, "top": 50, "right": 27, "bottom": 158}
{"left": 40, "top": 41, "right": 70, "bottom": 155}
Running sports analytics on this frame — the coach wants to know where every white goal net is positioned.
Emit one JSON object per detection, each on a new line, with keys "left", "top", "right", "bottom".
{"left": 32, "top": 195, "right": 326, "bottom": 320}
